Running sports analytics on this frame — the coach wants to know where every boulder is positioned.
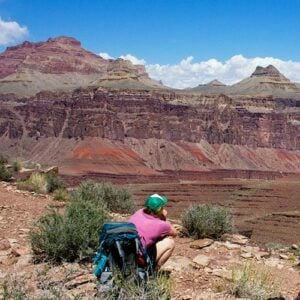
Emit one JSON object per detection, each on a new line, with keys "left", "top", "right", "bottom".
{"left": 0, "top": 239, "right": 11, "bottom": 251}
{"left": 161, "top": 255, "right": 192, "bottom": 272}
{"left": 16, "top": 254, "right": 33, "bottom": 267}
{"left": 11, "top": 245, "right": 31, "bottom": 257}
{"left": 212, "top": 268, "right": 232, "bottom": 281}
{"left": 190, "top": 238, "right": 214, "bottom": 249}
{"left": 279, "top": 254, "right": 289, "bottom": 260}
{"left": 254, "top": 251, "right": 271, "bottom": 260}
{"left": 64, "top": 274, "right": 95, "bottom": 290}
{"left": 241, "top": 252, "right": 252, "bottom": 259}
{"left": 42, "top": 166, "right": 59, "bottom": 174}
{"left": 192, "top": 254, "right": 211, "bottom": 268}
{"left": 223, "top": 241, "right": 241, "bottom": 250}
{"left": 221, "top": 233, "right": 249, "bottom": 245}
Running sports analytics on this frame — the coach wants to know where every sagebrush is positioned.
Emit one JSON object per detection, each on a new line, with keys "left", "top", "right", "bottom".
{"left": 0, "top": 164, "right": 12, "bottom": 182}
{"left": 99, "top": 273, "right": 171, "bottom": 300}
{"left": 53, "top": 188, "right": 69, "bottom": 201}
{"left": 30, "top": 180, "right": 136, "bottom": 262}
{"left": 12, "top": 160, "right": 21, "bottom": 172}
{"left": 30, "top": 201, "right": 109, "bottom": 262}
{"left": 181, "top": 204, "right": 232, "bottom": 239}
{"left": 0, "top": 154, "right": 8, "bottom": 165}
{"left": 17, "top": 172, "right": 65, "bottom": 194}
{"left": 46, "top": 172, "right": 65, "bottom": 193}
{"left": 17, "top": 172, "right": 48, "bottom": 193}
{"left": 228, "top": 262, "right": 280, "bottom": 300}
{"left": 71, "top": 181, "right": 136, "bottom": 214}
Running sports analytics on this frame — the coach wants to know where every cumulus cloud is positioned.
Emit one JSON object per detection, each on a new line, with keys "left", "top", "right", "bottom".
{"left": 119, "top": 54, "right": 146, "bottom": 65}
{"left": 98, "top": 51, "right": 300, "bottom": 89}
{"left": 99, "top": 52, "right": 114, "bottom": 60}
{"left": 99, "top": 52, "right": 146, "bottom": 65}
{"left": 146, "top": 55, "right": 300, "bottom": 89}
{"left": 0, "top": 17, "right": 28, "bottom": 45}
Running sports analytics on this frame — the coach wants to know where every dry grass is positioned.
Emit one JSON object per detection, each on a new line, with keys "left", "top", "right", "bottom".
{"left": 228, "top": 262, "right": 281, "bottom": 300}
{"left": 17, "top": 172, "right": 48, "bottom": 194}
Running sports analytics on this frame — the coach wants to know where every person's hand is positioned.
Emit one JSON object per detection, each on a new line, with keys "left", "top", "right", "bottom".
{"left": 161, "top": 208, "right": 167, "bottom": 218}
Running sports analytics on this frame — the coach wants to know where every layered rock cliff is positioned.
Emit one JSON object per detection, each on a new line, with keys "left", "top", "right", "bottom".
{"left": 1, "top": 37, "right": 300, "bottom": 178}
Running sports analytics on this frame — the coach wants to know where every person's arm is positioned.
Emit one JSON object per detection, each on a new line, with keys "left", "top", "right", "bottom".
{"left": 158, "top": 208, "right": 178, "bottom": 237}
{"left": 168, "top": 224, "right": 178, "bottom": 237}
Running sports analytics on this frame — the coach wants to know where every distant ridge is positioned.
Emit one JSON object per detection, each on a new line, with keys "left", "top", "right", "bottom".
{"left": 251, "top": 65, "right": 288, "bottom": 81}
{"left": 0, "top": 36, "right": 165, "bottom": 96}
{"left": 188, "top": 65, "right": 300, "bottom": 97}
{"left": 230, "top": 64, "right": 300, "bottom": 97}
{"left": 207, "top": 79, "right": 226, "bottom": 86}
{"left": 188, "top": 79, "right": 228, "bottom": 94}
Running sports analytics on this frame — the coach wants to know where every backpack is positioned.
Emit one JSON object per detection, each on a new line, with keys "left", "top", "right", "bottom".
{"left": 93, "top": 222, "right": 154, "bottom": 292}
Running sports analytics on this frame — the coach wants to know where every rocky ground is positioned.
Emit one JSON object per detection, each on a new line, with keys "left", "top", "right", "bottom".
{"left": 0, "top": 181, "right": 300, "bottom": 299}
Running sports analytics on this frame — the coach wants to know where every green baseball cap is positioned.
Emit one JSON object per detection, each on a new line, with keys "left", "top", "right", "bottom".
{"left": 145, "top": 194, "right": 168, "bottom": 212}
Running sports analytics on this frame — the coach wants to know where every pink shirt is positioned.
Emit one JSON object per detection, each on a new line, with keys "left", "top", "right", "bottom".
{"left": 129, "top": 209, "right": 172, "bottom": 248}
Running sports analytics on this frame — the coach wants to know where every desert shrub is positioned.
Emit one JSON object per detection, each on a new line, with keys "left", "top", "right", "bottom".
{"left": 100, "top": 272, "right": 171, "bottom": 300}
{"left": 0, "top": 154, "right": 8, "bottom": 165}
{"left": 266, "top": 242, "right": 286, "bottom": 251}
{"left": 30, "top": 200, "right": 109, "bottom": 262}
{"left": 228, "top": 262, "right": 280, "bottom": 300}
{"left": 181, "top": 204, "right": 232, "bottom": 239}
{"left": 17, "top": 172, "right": 48, "bottom": 194}
{"left": 71, "top": 181, "right": 136, "bottom": 214}
{"left": 53, "top": 188, "right": 69, "bottom": 201}
{"left": 99, "top": 181, "right": 136, "bottom": 214}
{"left": 0, "top": 164, "right": 12, "bottom": 182}
{"left": 71, "top": 181, "right": 107, "bottom": 209}
{"left": 23, "top": 160, "right": 40, "bottom": 170}
{"left": 46, "top": 172, "right": 65, "bottom": 193}
{"left": 12, "top": 160, "right": 21, "bottom": 172}
{"left": 0, "top": 277, "right": 29, "bottom": 300}
{"left": 291, "top": 244, "right": 300, "bottom": 257}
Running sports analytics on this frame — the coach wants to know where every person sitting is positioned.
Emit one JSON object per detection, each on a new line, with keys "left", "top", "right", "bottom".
{"left": 129, "top": 193, "right": 177, "bottom": 269}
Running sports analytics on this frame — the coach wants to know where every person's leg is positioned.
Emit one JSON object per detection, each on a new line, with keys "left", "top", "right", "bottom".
{"left": 155, "top": 237, "right": 175, "bottom": 267}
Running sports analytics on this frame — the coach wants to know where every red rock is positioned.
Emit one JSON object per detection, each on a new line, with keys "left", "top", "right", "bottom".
{"left": 190, "top": 239, "right": 214, "bottom": 249}
{"left": 0, "top": 239, "right": 11, "bottom": 251}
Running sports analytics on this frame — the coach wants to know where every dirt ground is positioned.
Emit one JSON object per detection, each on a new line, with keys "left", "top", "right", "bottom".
{"left": 125, "top": 178, "right": 300, "bottom": 246}
{"left": 0, "top": 180, "right": 300, "bottom": 299}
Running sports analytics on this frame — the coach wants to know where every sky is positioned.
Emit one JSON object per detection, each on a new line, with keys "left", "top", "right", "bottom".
{"left": 1, "top": 0, "right": 300, "bottom": 88}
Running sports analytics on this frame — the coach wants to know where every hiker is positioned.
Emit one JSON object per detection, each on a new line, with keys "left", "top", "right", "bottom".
{"left": 129, "top": 193, "right": 177, "bottom": 269}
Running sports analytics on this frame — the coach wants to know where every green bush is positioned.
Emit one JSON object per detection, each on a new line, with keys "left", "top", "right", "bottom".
{"left": 71, "top": 181, "right": 136, "bottom": 214}
{"left": 30, "top": 201, "right": 109, "bottom": 262}
{"left": 181, "top": 204, "right": 232, "bottom": 239}
{"left": 17, "top": 172, "right": 48, "bottom": 194}
{"left": 1, "top": 277, "right": 29, "bottom": 300}
{"left": 99, "top": 182, "right": 136, "bottom": 214}
{"left": 53, "top": 188, "right": 69, "bottom": 201}
{"left": 12, "top": 160, "right": 21, "bottom": 172}
{"left": 291, "top": 244, "right": 300, "bottom": 257}
{"left": 17, "top": 172, "right": 65, "bottom": 194}
{"left": 101, "top": 272, "right": 171, "bottom": 300}
{"left": 228, "top": 262, "right": 280, "bottom": 299}
{"left": 0, "top": 154, "right": 8, "bottom": 165}
{"left": 0, "top": 164, "right": 12, "bottom": 182}
{"left": 46, "top": 172, "right": 65, "bottom": 193}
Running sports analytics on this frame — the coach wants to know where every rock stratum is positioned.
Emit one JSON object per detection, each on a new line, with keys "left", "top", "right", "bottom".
{"left": 1, "top": 36, "right": 300, "bottom": 179}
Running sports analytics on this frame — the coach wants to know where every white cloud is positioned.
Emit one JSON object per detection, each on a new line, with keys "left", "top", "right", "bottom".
{"left": 99, "top": 52, "right": 114, "bottom": 60}
{"left": 98, "top": 52, "right": 146, "bottom": 65}
{"left": 0, "top": 17, "right": 28, "bottom": 45}
{"left": 119, "top": 54, "right": 146, "bottom": 65}
{"left": 146, "top": 55, "right": 300, "bottom": 89}
{"left": 97, "top": 51, "right": 300, "bottom": 89}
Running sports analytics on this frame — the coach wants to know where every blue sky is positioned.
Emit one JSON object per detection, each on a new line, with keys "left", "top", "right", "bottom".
{"left": 1, "top": 0, "right": 300, "bottom": 88}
